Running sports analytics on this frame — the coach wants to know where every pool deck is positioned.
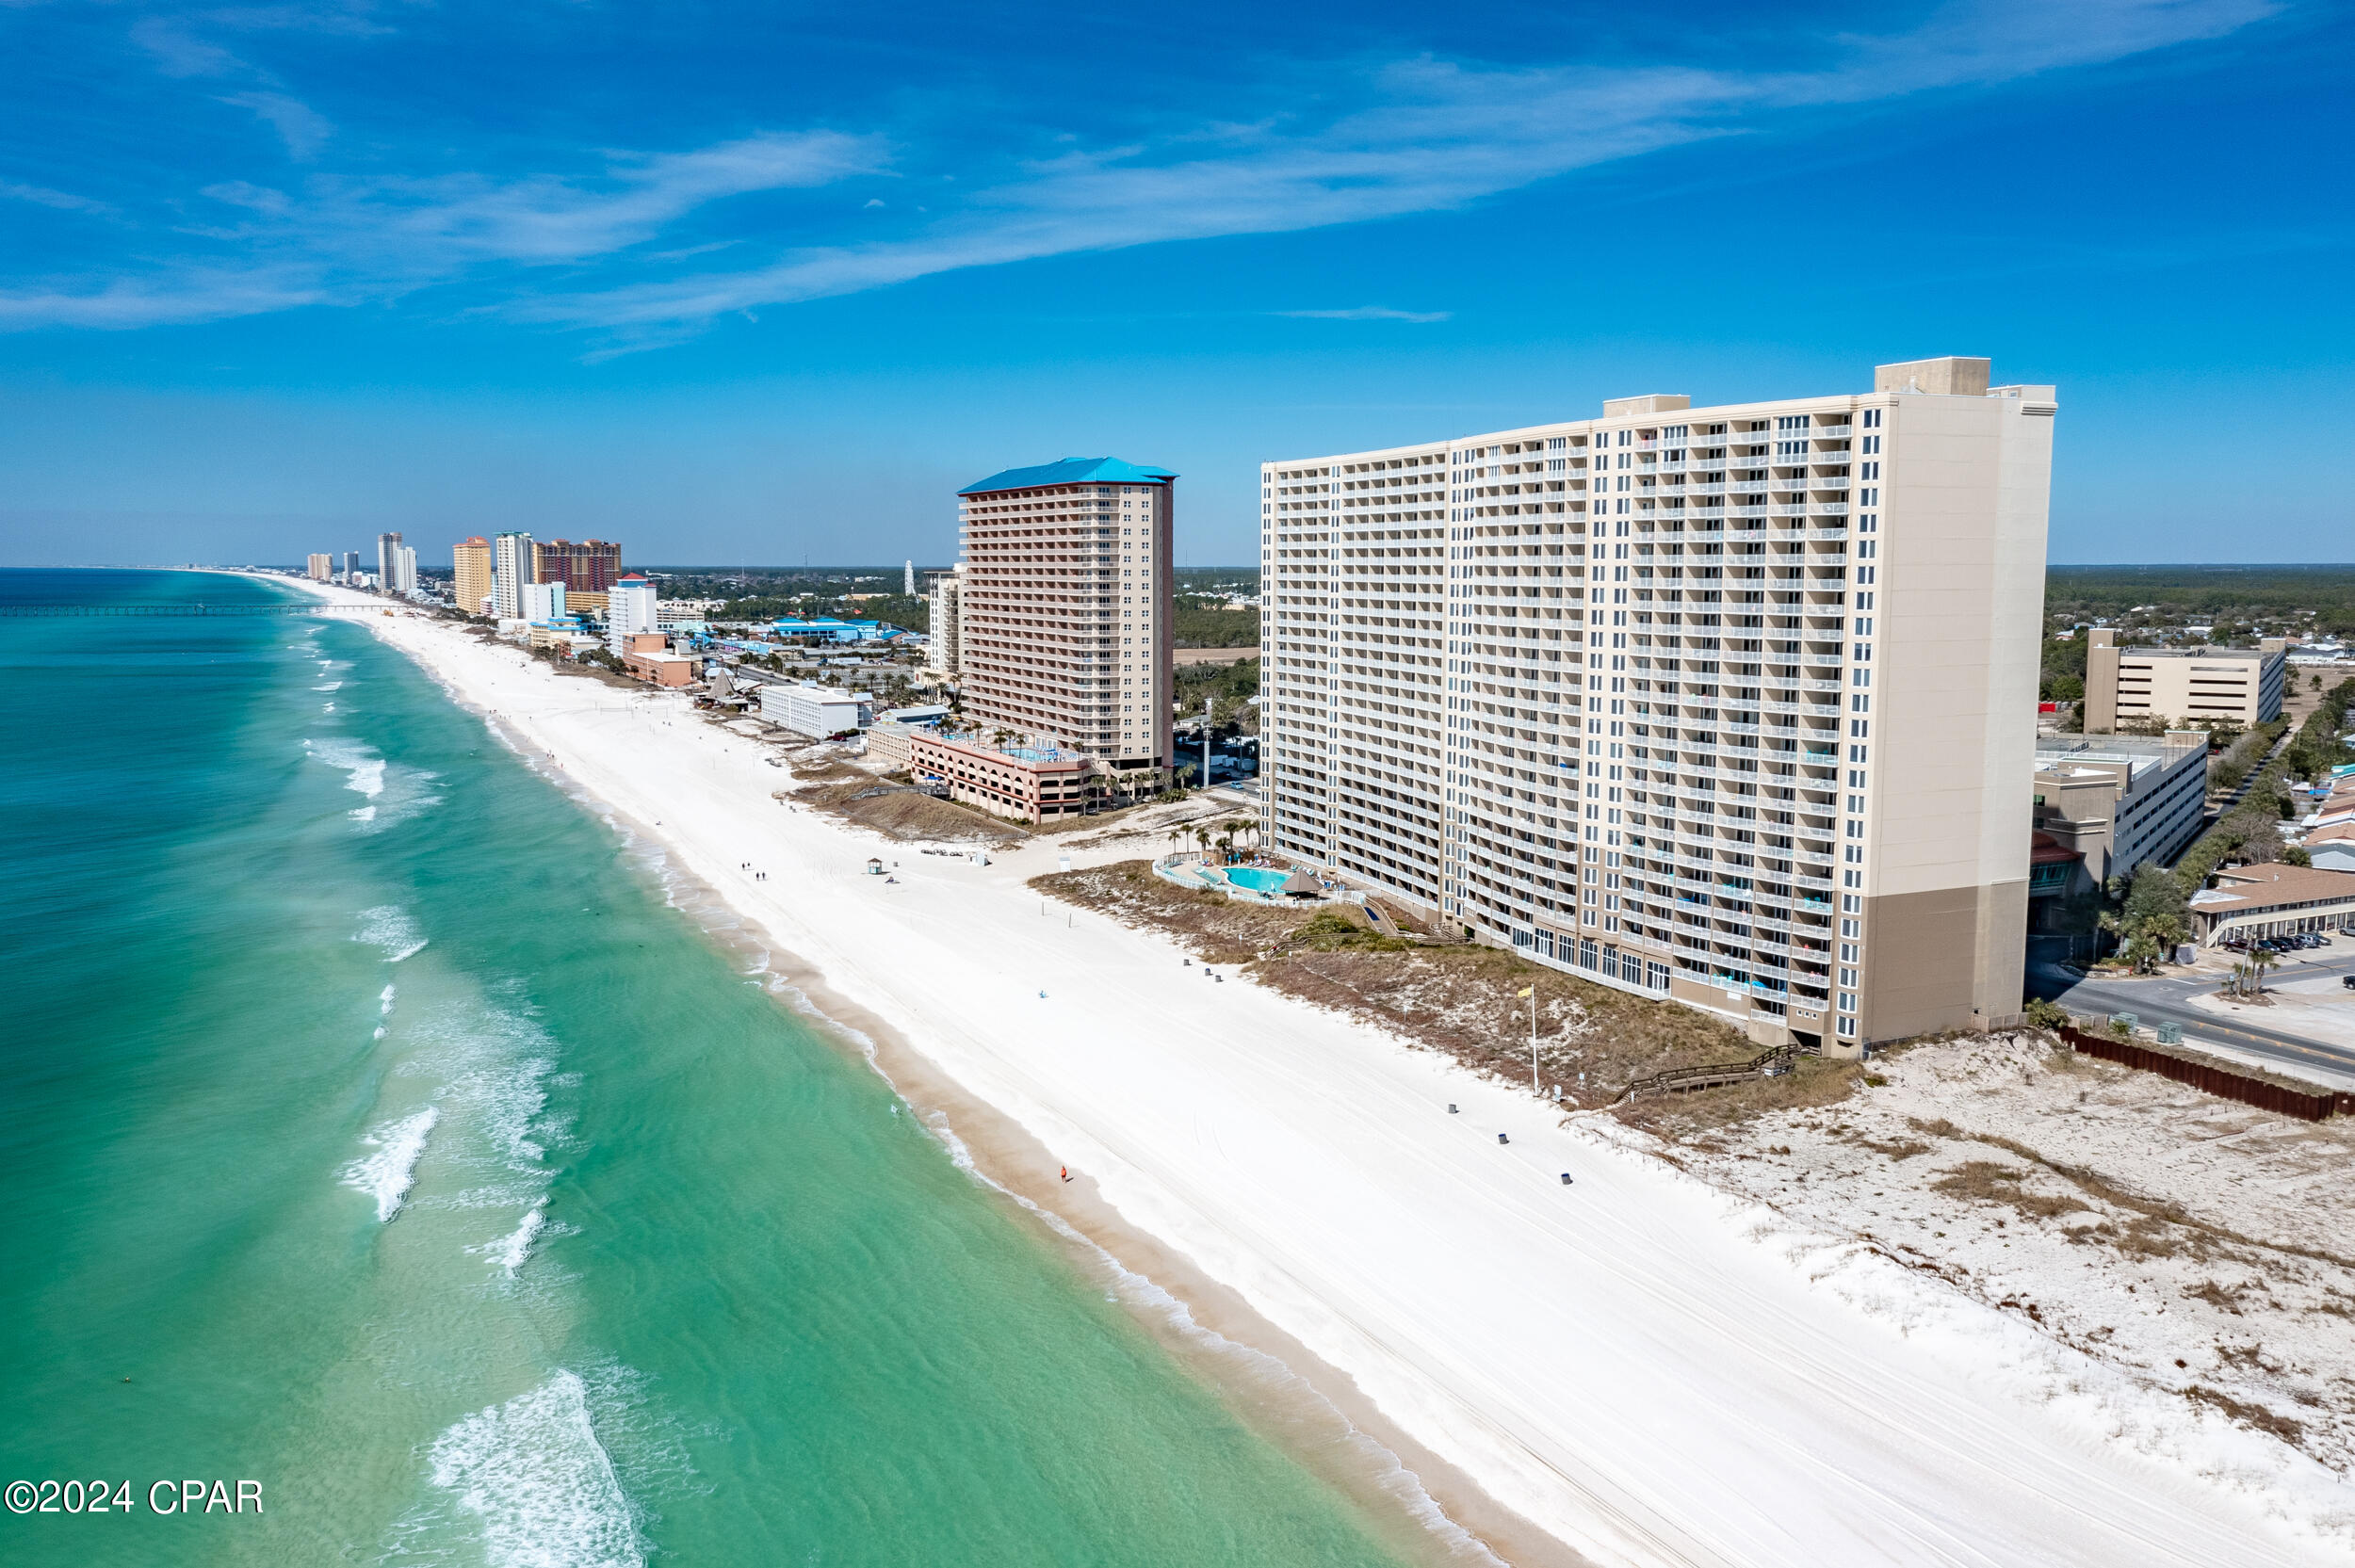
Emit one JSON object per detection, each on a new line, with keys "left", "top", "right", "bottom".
{"left": 1153, "top": 854, "right": 1353, "bottom": 908}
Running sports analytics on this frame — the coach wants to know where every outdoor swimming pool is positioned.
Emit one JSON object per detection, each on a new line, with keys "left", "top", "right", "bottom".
{"left": 1220, "top": 866, "right": 1292, "bottom": 893}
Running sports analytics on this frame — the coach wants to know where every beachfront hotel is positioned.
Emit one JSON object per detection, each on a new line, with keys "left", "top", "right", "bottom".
{"left": 953, "top": 457, "right": 1176, "bottom": 772}
{"left": 532, "top": 538, "right": 624, "bottom": 595}
{"left": 452, "top": 537, "right": 493, "bottom": 617}
{"left": 926, "top": 566, "right": 963, "bottom": 676}
{"left": 492, "top": 532, "right": 532, "bottom": 619}
{"left": 1258, "top": 357, "right": 2055, "bottom": 1055}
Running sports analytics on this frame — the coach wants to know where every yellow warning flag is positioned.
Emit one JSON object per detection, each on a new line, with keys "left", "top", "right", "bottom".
{"left": 1518, "top": 986, "right": 1534, "bottom": 998}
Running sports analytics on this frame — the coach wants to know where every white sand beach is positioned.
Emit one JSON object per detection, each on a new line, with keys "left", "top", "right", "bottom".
{"left": 307, "top": 589, "right": 2354, "bottom": 1567}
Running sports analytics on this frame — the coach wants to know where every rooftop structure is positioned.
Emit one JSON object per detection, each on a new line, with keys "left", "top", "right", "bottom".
{"left": 773, "top": 618, "right": 899, "bottom": 643}
{"left": 2188, "top": 864, "right": 2355, "bottom": 946}
{"left": 1259, "top": 356, "right": 2055, "bottom": 1055}
{"left": 2083, "top": 628, "right": 2285, "bottom": 733}
{"left": 907, "top": 730, "right": 1096, "bottom": 823}
{"left": 758, "top": 682, "right": 871, "bottom": 739}
{"left": 622, "top": 649, "right": 699, "bottom": 688}
{"left": 955, "top": 456, "right": 1176, "bottom": 771}
{"left": 2032, "top": 733, "right": 2209, "bottom": 888}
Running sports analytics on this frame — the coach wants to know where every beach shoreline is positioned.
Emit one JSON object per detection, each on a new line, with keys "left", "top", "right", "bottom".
{"left": 273, "top": 580, "right": 2353, "bottom": 1568}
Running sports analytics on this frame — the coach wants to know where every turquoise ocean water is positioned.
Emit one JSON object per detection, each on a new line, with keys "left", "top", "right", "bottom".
{"left": 0, "top": 569, "right": 1416, "bottom": 1566}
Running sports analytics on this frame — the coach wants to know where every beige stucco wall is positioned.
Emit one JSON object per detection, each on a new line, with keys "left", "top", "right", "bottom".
{"left": 1860, "top": 391, "right": 2049, "bottom": 1038}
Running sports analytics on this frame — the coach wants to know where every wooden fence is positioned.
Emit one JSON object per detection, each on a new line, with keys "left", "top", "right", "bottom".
{"left": 2059, "top": 1026, "right": 2355, "bottom": 1122}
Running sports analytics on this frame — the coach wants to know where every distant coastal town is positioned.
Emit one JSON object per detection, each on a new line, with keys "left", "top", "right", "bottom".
{"left": 211, "top": 357, "right": 2355, "bottom": 1560}
{"left": 287, "top": 357, "right": 2355, "bottom": 1069}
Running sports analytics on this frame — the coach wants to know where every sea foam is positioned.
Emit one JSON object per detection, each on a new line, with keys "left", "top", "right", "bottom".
{"left": 356, "top": 905, "right": 429, "bottom": 962}
{"left": 343, "top": 1107, "right": 438, "bottom": 1223}
{"left": 428, "top": 1370, "right": 642, "bottom": 1568}
{"left": 304, "top": 739, "right": 440, "bottom": 832}
{"left": 306, "top": 737, "right": 385, "bottom": 800}
{"left": 472, "top": 1200, "right": 547, "bottom": 1276}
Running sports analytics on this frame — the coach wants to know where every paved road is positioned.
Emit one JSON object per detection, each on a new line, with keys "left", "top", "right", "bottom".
{"left": 2033, "top": 943, "right": 2355, "bottom": 1082}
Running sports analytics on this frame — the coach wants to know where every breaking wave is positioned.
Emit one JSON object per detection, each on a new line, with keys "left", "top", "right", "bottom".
{"left": 472, "top": 1200, "right": 547, "bottom": 1277}
{"left": 355, "top": 905, "right": 428, "bottom": 962}
{"left": 427, "top": 1370, "right": 642, "bottom": 1568}
{"left": 342, "top": 1107, "right": 438, "bottom": 1223}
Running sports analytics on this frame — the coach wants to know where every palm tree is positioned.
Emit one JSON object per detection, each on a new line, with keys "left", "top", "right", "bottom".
{"left": 2248, "top": 944, "right": 2281, "bottom": 994}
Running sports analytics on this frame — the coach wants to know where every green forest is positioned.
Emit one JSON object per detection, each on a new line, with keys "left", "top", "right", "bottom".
{"left": 2045, "top": 565, "right": 2355, "bottom": 639}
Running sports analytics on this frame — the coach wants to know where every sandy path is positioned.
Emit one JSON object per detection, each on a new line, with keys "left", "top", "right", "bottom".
{"left": 312, "top": 590, "right": 2352, "bottom": 1567}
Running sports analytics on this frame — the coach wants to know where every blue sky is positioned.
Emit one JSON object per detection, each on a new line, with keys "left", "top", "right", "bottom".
{"left": 1, "top": 0, "right": 2348, "bottom": 568}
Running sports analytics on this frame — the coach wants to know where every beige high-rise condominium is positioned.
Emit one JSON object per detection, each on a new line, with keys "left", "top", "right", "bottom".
{"left": 453, "top": 537, "right": 493, "bottom": 617}
{"left": 1259, "top": 357, "right": 2055, "bottom": 1056}
{"left": 307, "top": 554, "right": 333, "bottom": 581}
{"left": 954, "top": 458, "right": 1175, "bottom": 770}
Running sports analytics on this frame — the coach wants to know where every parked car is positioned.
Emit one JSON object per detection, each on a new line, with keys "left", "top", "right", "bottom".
{"left": 2343, "top": 975, "right": 2355, "bottom": 991}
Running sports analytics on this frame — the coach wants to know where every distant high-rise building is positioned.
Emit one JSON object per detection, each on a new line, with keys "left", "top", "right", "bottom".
{"left": 904, "top": 559, "right": 915, "bottom": 595}
{"left": 608, "top": 574, "right": 658, "bottom": 655}
{"left": 955, "top": 457, "right": 1174, "bottom": 769}
{"left": 2081, "top": 628, "right": 2285, "bottom": 733}
{"left": 522, "top": 580, "right": 567, "bottom": 622}
{"left": 1258, "top": 356, "right": 2055, "bottom": 1055}
{"left": 307, "top": 554, "right": 333, "bottom": 581}
{"left": 453, "top": 537, "right": 493, "bottom": 617}
{"left": 342, "top": 551, "right": 360, "bottom": 582}
{"left": 926, "top": 567, "right": 963, "bottom": 676}
{"left": 492, "top": 533, "right": 533, "bottom": 620}
{"left": 376, "top": 531, "right": 403, "bottom": 590}
{"left": 532, "top": 539, "right": 622, "bottom": 593}
{"left": 393, "top": 545, "right": 417, "bottom": 596}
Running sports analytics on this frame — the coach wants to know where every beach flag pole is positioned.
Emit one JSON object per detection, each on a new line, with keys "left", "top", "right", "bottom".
{"left": 1520, "top": 985, "right": 1537, "bottom": 1093}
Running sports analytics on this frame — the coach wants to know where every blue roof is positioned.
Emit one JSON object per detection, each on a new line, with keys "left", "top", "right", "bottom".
{"left": 957, "top": 457, "right": 1177, "bottom": 495}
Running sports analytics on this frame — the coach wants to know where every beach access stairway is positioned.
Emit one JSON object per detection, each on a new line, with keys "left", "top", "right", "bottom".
{"left": 1614, "top": 1045, "right": 1795, "bottom": 1105}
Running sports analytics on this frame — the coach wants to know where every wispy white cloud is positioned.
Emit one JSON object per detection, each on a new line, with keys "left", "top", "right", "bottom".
{"left": 203, "top": 4, "right": 397, "bottom": 39}
{"left": 0, "top": 268, "right": 323, "bottom": 329}
{"left": 130, "top": 17, "right": 244, "bottom": 78}
{"left": 521, "top": 0, "right": 2277, "bottom": 337}
{"left": 1276, "top": 306, "right": 1452, "bottom": 323}
{"left": 222, "top": 91, "right": 334, "bottom": 159}
{"left": 315, "top": 130, "right": 889, "bottom": 265}
{"left": 0, "top": 180, "right": 114, "bottom": 215}
{"left": 4, "top": 0, "right": 2282, "bottom": 339}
